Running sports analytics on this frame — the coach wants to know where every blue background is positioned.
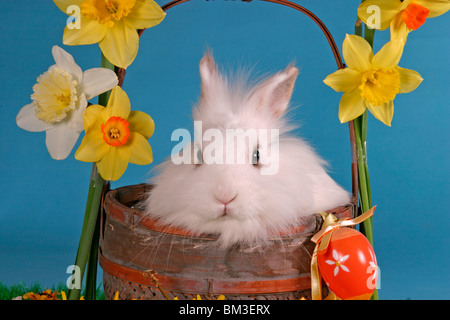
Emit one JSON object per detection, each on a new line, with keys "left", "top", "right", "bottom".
{"left": 0, "top": 0, "right": 448, "bottom": 299}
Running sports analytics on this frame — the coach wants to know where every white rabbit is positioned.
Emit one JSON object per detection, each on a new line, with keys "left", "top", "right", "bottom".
{"left": 142, "top": 53, "right": 350, "bottom": 247}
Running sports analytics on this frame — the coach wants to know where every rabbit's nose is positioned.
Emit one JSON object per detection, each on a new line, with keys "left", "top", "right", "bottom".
{"left": 214, "top": 186, "right": 237, "bottom": 205}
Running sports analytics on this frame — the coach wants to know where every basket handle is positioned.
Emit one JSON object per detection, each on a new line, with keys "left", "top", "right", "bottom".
{"left": 116, "top": 0, "right": 359, "bottom": 201}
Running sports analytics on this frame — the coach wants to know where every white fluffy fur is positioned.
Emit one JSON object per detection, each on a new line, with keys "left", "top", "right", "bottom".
{"left": 142, "top": 53, "right": 350, "bottom": 247}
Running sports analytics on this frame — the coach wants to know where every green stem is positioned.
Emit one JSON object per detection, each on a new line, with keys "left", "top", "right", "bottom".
{"left": 84, "top": 207, "right": 101, "bottom": 300}
{"left": 68, "top": 54, "right": 114, "bottom": 300}
{"left": 68, "top": 165, "right": 105, "bottom": 300}
{"left": 353, "top": 116, "right": 373, "bottom": 240}
{"left": 355, "top": 1, "right": 378, "bottom": 300}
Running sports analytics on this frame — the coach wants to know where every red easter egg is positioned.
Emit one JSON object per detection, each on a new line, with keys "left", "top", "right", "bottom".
{"left": 316, "top": 227, "right": 378, "bottom": 300}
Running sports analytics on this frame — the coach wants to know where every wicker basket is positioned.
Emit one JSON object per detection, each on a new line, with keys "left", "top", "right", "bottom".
{"left": 100, "top": 184, "right": 356, "bottom": 300}
{"left": 99, "top": 0, "right": 360, "bottom": 300}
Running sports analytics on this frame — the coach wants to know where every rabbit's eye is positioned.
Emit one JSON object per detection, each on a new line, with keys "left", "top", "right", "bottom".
{"left": 196, "top": 148, "right": 203, "bottom": 164}
{"left": 252, "top": 149, "right": 260, "bottom": 165}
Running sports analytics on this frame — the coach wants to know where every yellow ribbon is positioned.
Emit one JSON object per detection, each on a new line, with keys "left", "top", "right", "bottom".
{"left": 310, "top": 206, "right": 376, "bottom": 300}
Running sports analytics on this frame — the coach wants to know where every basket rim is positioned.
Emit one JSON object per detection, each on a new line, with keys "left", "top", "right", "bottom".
{"left": 103, "top": 183, "right": 357, "bottom": 239}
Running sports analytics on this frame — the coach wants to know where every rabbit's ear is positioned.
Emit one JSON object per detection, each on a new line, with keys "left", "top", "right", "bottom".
{"left": 250, "top": 65, "right": 298, "bottom": 119}
{"left": 199, "top": 52, "right": 222, "bottom": 101}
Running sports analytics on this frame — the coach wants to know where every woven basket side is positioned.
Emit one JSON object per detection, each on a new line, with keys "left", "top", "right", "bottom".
{"left": 103, "top": 271, "right": 320, "bottom": 300}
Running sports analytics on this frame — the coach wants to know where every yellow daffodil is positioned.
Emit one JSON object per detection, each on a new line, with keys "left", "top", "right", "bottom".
{"left": 358, "top": 0, "right": 450, "bottom": 40}
{"left": 16, "top": 46, "right": 118, "bottom": 159}
{"left": 324, "top": 35, "right": 423, "bottom": 126}
{"left": 75, "top": 86, "right": 154, "bottom": 181}
{"left": 53, "top": 0, "right": 166, "bottom": 68}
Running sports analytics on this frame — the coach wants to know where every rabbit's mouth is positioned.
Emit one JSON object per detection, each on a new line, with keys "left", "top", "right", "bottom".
{"left": 216, "top": 204, "right": 237, "bottom": 219}
{"left": 219, "top": 206, "right": 230, "bottom": 218}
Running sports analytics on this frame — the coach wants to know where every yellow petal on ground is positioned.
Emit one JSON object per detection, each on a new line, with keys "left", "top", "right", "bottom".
{"left": 390, "top": 13, "right": 410, "bottom": 40}
{"left": 99, "top": 20, "right": 139, "bottom": 69}
{"left": 53, "top": 0, "right": 84, "bottom": 13}
{"left": 102, "top": 87, "right": 131, "bottom": 121}
{"left": 83, "top": 104, "right": 105, "bottom": 131}
{"left": 96, "top": 147, "right": 129, "bottom": 181}
{"left": 124, "top": 0, "right": 166, "bottom": 29}
{"left": 75, "top": 130, "right": 110, "bottom": 162}
{"left": 397, "top": 67, "right": 423, "bottom": 93}
{"left": 372, "top": 39, "right": 405, "bottom": 70}
{"left": 415, "top": 0, "right": 450, "bottom": 17}
{"left": 323, "top": 68, "right": 362, "bottom": 93}
{"left": 367, "top": 100, "right": 394, "bottom": 126}
{"left": 342, "top": 35, "right": 373, "bottom": 72}
{"left": 358, "top": 0, "right": 405, "bottom": 30}
{"left": 338, "top": 88, "right": 367, "bottom": 123}
{"left": 125, "top": 132, "right": 153, "bottom": 165}
{"left": 127, "top": 110, "right": 155, "bottom": 139}
{"left": 63, "top": 14, "right": 107, "bottom": 45}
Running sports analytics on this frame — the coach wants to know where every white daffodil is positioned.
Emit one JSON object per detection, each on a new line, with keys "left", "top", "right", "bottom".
{"left": 16, "top": 46, "right": 118, "bottom": 160}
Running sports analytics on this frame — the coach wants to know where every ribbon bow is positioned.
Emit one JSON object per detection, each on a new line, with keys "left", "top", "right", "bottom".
{"left": 310, "top": 206, "right": 376, "bottom": 300}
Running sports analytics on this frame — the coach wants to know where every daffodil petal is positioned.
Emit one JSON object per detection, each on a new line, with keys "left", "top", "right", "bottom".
{"left": 52, "top": 46, "right": 83, "bottom": 83}
{"left": 415, "top": 0, "right": 450, "bottom": 18}
{"left": 323, "top": 68, "right": 362, "bottom": 93}
{"left": 125, "top": 132, "right": 153, "bottom": 165}
{"left": 99, "top": 21, "right": 139, "bottom": 69}
{"left": 342, "top": 34, "right": 373, "bottom": 72}
{"left": 83, "top": 104, "right": 105, "bottom": 131}
{"left": 398, "top": 67, "right": 423, "bottom": 93}
{"left": 81, "top": 68, "right": 118, "bottom": 101}
{"left": 338, "top": 89, "right": 367, "bottom": 123}
{"left": 16, "top": 104, "right": 54, "bottom": 132}
{"left": 96, "top": 147, "right": 129, "bottom": 181}
{"left": 53, "top": 0, "right": 84, "bottom": 13}
{"left": 124, "top": 0, "right": 166, "bottom": 29}
{"left": 358, "top": 0, "right": 405, "bottom": 30}
{"left": 75, "top": 130, "right": 109, "bottom": 162}
{"left": 372, "top": 39, "right": 405, "bottom": 70}
{"left": 102, "top": 86, "right": 131, "bottom": 121}
{"left": 367, "top": 100, "right": 394, "bottom": 126}
{"left": 390, "top": 13, "right": 410, "bottom": 40}
{"left": 45, "top": 121, "right": 80, "bottom": 160}
{"left": 63, "top": 15, "right": 107, "bottom": 46}
{"left": 127, "top": 110, "right": 155, "bottom": 139}
{"left": 70, "top": 93, "right": 87, "bottom": 133}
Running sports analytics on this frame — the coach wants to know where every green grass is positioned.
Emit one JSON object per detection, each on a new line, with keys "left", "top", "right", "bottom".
{"left": 0, "top": 281, "right": 105, "bottom": 300}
